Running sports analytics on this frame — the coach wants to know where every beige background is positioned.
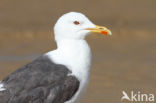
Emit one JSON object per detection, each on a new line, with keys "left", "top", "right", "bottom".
{"left": 0, "top": 0, "right": 156, "bottom": 103}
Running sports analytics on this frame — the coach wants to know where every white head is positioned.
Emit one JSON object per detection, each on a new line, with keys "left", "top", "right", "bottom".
{"left": 54, "top": 12, "right": 112, "bottom": 41}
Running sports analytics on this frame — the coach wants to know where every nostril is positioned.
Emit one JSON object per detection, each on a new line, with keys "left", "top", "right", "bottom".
{"left": 99, "top": 28, "right": 103, "bottom": 30}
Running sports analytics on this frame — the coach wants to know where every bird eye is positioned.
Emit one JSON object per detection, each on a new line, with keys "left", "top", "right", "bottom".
{"left": 73, "top": 21, "right": 80, "bottom": 25}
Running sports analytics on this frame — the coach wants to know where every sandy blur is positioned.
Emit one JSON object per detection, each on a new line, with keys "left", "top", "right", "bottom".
{"left": 0, "top": 0, "right": 156, "bottom": 103}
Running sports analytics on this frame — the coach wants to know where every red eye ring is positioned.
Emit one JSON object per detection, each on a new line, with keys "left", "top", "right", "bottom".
{"left": 73, "top": 21, "right": 80, "bottom": 25}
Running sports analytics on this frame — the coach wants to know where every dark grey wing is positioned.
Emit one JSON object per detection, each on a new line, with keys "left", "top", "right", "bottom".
{"left": 0, "top": 56, "right": 79, "bottom": 103}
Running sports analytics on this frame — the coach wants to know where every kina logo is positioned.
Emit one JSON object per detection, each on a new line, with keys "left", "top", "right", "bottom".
{"left": 121, "top": 91, "right": 154, "bottom": 102}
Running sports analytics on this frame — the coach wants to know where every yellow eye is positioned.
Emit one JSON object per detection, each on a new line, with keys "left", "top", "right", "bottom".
{"left": 73, "top": 21, "right": 80, "bottom": 25}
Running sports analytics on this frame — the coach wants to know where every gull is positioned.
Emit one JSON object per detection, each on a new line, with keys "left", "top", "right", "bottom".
{"left": 0, "top": 12, "right": 112, "bottom": 103}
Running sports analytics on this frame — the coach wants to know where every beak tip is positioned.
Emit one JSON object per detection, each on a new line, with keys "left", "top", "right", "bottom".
{"left": 109, "top": 32, "right": 112, "bottom": 36}
{"left": 107, "top": 30, "right": 112, "bottom": 36}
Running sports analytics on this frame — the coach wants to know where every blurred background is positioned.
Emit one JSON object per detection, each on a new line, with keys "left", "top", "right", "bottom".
{"left": 0, "top": 0, "right": 156, "bottom": 103}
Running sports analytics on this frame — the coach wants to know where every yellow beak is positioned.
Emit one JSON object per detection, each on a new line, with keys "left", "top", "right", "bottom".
{"left": 86, "top": 25, "right": 112, "bottom": 35}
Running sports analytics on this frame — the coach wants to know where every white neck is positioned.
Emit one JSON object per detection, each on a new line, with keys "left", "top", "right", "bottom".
{"left": 46, "top": 39, "right": 92, "bottom": 81}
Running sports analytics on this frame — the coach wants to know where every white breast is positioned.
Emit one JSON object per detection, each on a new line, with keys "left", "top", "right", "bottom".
{"left": 46, "top": 39, "right": 92, "bottom": 103}
{"left": 0, "top": 81, "right": 5, "bottom": 91}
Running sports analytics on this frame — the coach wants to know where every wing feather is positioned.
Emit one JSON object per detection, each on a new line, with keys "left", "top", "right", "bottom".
{"left": 0, "top": 56, "right": 79, "bottom": 103}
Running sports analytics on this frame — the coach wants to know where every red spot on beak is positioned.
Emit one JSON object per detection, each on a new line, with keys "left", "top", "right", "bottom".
{"left": 101, "top": 31, "right": 107, "bottom": 35}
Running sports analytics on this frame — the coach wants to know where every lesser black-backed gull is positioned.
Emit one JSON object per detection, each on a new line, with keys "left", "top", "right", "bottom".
{"left": 0, "top": 12, "right": 112, "bottom": 103}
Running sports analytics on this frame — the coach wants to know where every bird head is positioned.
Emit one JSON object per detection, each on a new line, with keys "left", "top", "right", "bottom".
{"left": 54, "top": 12, "right": 112, "bottom": 41}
